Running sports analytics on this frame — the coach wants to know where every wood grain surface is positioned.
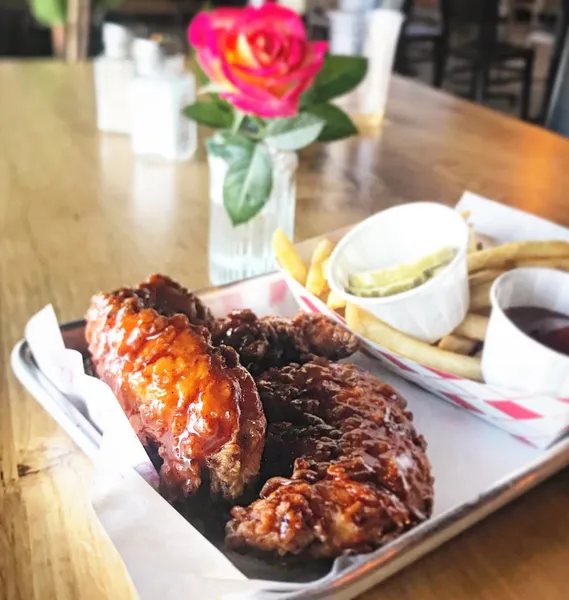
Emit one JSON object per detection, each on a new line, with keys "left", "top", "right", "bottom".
{"left": 1, "top": 61, "right": 569, "bottom": 600}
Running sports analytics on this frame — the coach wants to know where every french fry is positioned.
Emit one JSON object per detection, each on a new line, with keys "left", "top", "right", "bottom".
{"left": 452, "top": 313, "right": 489, "bottom": 342}
{"left": 272, "top": 229, "right": 307, "bottom": 285}
{"left": 438, "top": 334, "right": 478, "bottom": 356}
{"left": 467, "top": 224, "right": 480, "bottom": 253}
{"left": 306, "top": 265, "right": 327, "bottom": 297}
{"left": 319, "top": 281, "right": 331, "bottom": 302}
{"left": 345, "top": 303, "right": 483, "bottom": 381}
{"left": 466, "top": 256, "right": 569, "bottom": 306}
{"left": 321, "top": 257, "right": 330, "bottom": 280}
{"left": 305, "top": 239, "right": 335, "bottom": 297}
{"left": 468, "top": 241, "right": 569, "bottom": 272}
{"left": 345, "top": 302, "right": 363, "bottom": 332}
{"left": 311, "top": 239, "right": 335, "bottom": 265}
{"left": 513, "top": 257, "right": 569, "bottom": 271}
{"left": 466, "top": 256, "right": 569, "bottom": 301}
{"left": 468, "top": 269, "right": 505, "bottom": 288}
{"left": 469, "top": 282, "right": 492, "bottom": 312}
{"left": 327, "top": 289, "right": 347, "bottom": 310}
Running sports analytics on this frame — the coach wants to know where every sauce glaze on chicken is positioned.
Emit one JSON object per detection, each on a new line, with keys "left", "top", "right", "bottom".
{"left": 85, "top": 274, "right": 434, "bottom": 558}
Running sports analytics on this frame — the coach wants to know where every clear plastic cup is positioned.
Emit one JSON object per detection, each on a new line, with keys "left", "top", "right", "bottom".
{"left": 359, "top": 9, "right": 404, "bottom": 117}
{"left": 330, "top": 8, "right": 404, "bottom": 124}
{"left": 328, "top": 11, "right": 367, "bottom": 56}
{"left": 338, "top": 0, "right": 376, "bottom": 11}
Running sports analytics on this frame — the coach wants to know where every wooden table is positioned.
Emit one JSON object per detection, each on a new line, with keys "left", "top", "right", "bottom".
{"left": 1, "top": 61, "right": 569, "bottom": 600}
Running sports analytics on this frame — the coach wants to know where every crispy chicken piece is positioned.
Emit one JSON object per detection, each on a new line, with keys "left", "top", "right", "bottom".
{"left": 226, "top": 361, "right": 433, "bottom": 558}
{"left": 213, "top": 310, "right": 359, "bottom": 375}
{"left": 110, "top": 273, "right": 215, "bottom": 329}
{"left": 85, "top": 282, "right": 265, "bottom": 502}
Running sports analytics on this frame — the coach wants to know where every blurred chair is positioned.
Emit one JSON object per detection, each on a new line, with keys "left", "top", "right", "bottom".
{"left": 539, "top": 0, "right": 569, "bottom": 123}
{"left": 306, "top": 7, "right": 329, "bottom": 41}
{"left": 106, "top": 0, "right": 202, "bottom": 42}
{"left": 440, "top": 0, "right": 535, "bottom": 119}
{"left": 544, "top": 25, "right": 569, "bottom": 135}
{"left": 399, "top": 0, "right": 535, "bottom": 119}
{"left": 398, "top": 0, "right": 449, "bottom": 86}
{"left": 0, "top": 5, "right": 24, "bottom": 56}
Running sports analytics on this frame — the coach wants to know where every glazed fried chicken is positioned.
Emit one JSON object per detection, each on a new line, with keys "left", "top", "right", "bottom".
{"left": 226, "top": 361, "right": 433, "bottom": 558}
{"left": 84, "top": 273, "right": 431, "bottom": 558}
{"left": 85, "top": 280, "right": 265, "bottom": 502}
{"left": 113, "top": 273, "right": 216, "bottom": 329}
{"left": 213, "top": 309, "right": 359, "bottom": 375}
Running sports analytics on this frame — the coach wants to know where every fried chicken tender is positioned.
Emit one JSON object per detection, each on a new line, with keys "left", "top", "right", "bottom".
{"left": 226, "top": 361, "right": 433, "bottom": 557}
{"left": 85, "top": 279, "right": 265, "bottom": 501}
{"left": 112, "top": 273, "right": 215, "bottom": 329}
{"left": 213, "top": 310, "right": 359, "bottom": 375}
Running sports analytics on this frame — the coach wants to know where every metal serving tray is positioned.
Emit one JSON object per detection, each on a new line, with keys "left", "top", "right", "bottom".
{"left": 11, "top": 272, "right": 569, "bottom": 600}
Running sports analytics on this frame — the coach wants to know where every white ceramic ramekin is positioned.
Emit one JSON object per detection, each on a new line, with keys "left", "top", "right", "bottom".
{"left": 327, "top": 202, "right": 470, "bottom": 343}
{"left": 482, "top": 267, "right": 569, "bottom": 394}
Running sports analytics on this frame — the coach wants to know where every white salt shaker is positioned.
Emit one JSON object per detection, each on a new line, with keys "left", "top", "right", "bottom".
{"left": 94, "top": 23, "right": 133, "bottom": 134}
{"left": 130, "top": 39, "right": 197, "bottom": 162}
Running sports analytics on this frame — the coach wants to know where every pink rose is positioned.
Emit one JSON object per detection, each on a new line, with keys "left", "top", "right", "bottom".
{"left": 188, "top": 4, "right": 327, "bottom": 118}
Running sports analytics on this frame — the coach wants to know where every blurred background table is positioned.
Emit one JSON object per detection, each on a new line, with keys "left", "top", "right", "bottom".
{"left": 1, "top": 61, "right": 569, "bottom": 600}
{"left": 3, "top": 0, "right": 569, "bottom": 128}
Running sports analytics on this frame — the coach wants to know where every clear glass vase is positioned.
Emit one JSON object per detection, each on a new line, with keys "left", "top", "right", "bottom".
{"left": 207, "top": 143, "right": 298, "bottom": 286}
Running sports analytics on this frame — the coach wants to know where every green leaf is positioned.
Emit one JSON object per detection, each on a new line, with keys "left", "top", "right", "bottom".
{"left": 29, "top": 0, "right": 66, "bottom": 25}
{"left": 223, "top": 143, "right": 273, "bottom": 226}
{"left": 189, "top": 54, "right": 210, "bottom": 86}
{"left": 30, "top": 0, "right": 121, "bottom": 25}
{"left": 183, "top": 100, "right": 233, "bottom": 130}
{"left": 301, "top": 55, "right": 368, "bottom": 105}
{"left": 264, "top": 114, "right": 325, "bottom": 151}
{"left": 206, "top": 131, "right": 255, "bottom": 162}
{"left": 303, "top": 104, "right": 358, "bottom": 142}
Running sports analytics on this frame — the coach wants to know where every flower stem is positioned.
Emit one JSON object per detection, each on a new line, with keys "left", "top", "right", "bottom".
{"left": 250, "top": 115, "right": 266, "bottom": 139}
{"left": 232, "top": 111, "right": 245, "bottom": 134}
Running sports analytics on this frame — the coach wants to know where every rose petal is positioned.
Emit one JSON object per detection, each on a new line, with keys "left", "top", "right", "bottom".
{"left": 189, "top": 7, "right": 244, "bottom": 48}
{"left": 188, "top": 12, "right": 214, "bottom": 48}
{"left": 232, "top": 59, "right": 289, "bottom": 80}
{"left": 198, "top": 49, "right": 237, "bottom": 93}
{"left": 276, "top": 40, "right": 327, "bottom": 85}
{"left": 218, "top": 53, "right": 275, "bottom": 103}
{"left": 236, "top": 32, "right": 260, "bottom": 68}
{"left": 209, "top": 7, "right": 244, "bottom": 23}
{"left": 222, "top": 92, "right": 297, "bottom": 118}
{"left": 189, "top": 5, "right": 324, "bottom": 119}
{"left": 281, "top": 75, "right": 314, "bottom": 106}
{"left": 247, "top": 4, "right": 306, "bottom": 38}
{"left": 284, "top": 36, "right": 304, "bottom": 71}
{"left": 250, "top": 31, "right": 283, "bottom": 66}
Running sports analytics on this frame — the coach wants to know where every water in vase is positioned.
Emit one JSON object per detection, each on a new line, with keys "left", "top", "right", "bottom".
{"left": 208, "top": 150, "right": 297, "bottom": 286}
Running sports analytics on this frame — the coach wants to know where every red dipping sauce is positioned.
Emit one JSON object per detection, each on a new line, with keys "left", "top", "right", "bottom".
{"left": 505, "top": 307, "right": 569, "bottom": 356}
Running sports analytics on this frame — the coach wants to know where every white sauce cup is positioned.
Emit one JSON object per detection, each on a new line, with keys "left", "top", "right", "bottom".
{"left": 327, "top": 202, "right": 470, "bottom": 343}
{"left": 482, "top": 267, "right": 569, "bottom": 394}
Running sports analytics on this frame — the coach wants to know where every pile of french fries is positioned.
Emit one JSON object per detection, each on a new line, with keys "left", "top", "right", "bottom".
{"left": 273, "top": 214, "right": 569, "bottom": 382}
{"left": 272, "top": 229, "right": 347, "bottom": 310}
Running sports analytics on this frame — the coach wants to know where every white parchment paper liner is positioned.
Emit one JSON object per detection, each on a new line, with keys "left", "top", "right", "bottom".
{"left": 25, "top": 305, "right": 308, "bottom": 600}
{"left": 23, "top": 292, "right": 551, "bottom": 600}
{"left": 24, "top": 192, "right": 569, "bottom": 598}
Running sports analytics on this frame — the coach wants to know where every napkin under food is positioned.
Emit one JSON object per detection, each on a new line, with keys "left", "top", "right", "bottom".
{"left": 25, "top": 305, "right": 310, "bottom": 600}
